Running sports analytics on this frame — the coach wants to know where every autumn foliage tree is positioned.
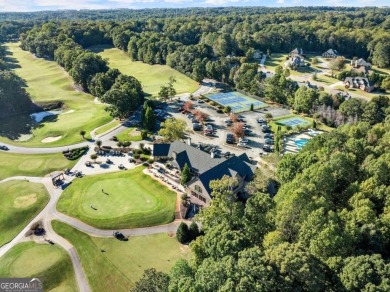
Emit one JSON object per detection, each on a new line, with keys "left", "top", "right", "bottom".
{"left": 193, "top": 110, "right": 209, "bottom": 123}
{"left": 183, "top": 101, "right": 194, "bottom": 112}
{"left": 231, "top": 122, "right": 245, "bottom": 138}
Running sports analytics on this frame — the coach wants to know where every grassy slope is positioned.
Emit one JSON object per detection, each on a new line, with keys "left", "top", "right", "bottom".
{"left": 0, "top": 152, "right": 76, "bottom": 180}
{"left": 0, "top": 181, "right": 49, "bottom": 246}
{"left": 52, "top": 221, "right": 191, "bottom": 291}
{"left": 1, "top": 42, "right": 111, "bottom": 147}
{"left": 0, "top": 242, "right": 77, "bottom": 291}
{"left": 91, "top": 45, "right": 199, "bottom": 96}
{"left": 94, "top": 119, "right": 121, "bottom": 136}
{"left": 57, "top": 167, "right": 176, "bottom": 229}
{"left": 116, "top": 127, "right": 142, "bottom": 142}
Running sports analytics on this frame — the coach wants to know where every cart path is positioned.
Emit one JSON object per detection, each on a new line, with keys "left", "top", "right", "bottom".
{"left": 0, "top": 175, "right": 185, "bottom": 292}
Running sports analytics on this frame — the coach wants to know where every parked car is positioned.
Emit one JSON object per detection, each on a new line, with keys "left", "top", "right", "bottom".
{"left": 262, "top": 145, "right": 273, "bottom": 152}
{"left": 204, "top": 125, "right": 213, "bottom": 136}
{"left": 113, "top": 231, "right": 127, "bottom": 241}
{"left": 197, "top": 99, "right": 204, "bottom": 103}
{"left": 118, "top": 164, "right": 126, "bottom": 170}
{"left": 226, "top": 133, "right": 235, "bottom": 144}
{"left": 264, "top": 133, "right": 274, "bottom": 139}
{"left": 239, "top": 137, "right": 249, "bottom": 144}
{"left": 193, "top": 123, "right": 202, "bottom": 131}
{"left": 225, "top": 118, "right": 232, "bottom": 123}
{"left": 265, "top": 138, "right": 274, "bottom": 145}
{"left": 237, "top": 141, "right": 247, "bottom": 147}
{"left": 257, "top": 118, "right": 266, "bottom": 124}
{"left": 0, "top": 145, "right": 9, "bottom": 151}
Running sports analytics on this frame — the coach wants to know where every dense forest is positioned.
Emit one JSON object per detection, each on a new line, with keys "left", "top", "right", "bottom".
{"left": 131, "top": 108, "right": 390, "bottom": 291}
{"left": 15, "top": 7, "right": 390, "bottom": 101}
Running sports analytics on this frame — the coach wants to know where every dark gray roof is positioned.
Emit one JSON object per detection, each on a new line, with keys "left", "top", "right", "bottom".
{"left": 198, "top": 153, "right": 256, "bottom": 195}
{"left": 353, "top": 58, "right": 371, "bottom": 67}
{"left": 162, "top": 141, "right": 225, "bottom": 174}
{"left": 154, "top": 141, "right": 256, "bottom": 195}
{"left": 322, "top": 49, "right": 339, "bottom": 57}
{"left": 153, "top": 143, "right": 171, "bottom": 157}
{"left": 345, "top": 77, "right": 373, "bottom": 87}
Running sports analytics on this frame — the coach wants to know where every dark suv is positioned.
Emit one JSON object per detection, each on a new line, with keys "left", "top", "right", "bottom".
{"left": 226, "top": 133, "right": 235, "bottom": 144}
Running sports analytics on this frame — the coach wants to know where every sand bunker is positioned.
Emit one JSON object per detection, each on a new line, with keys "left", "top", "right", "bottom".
{"left": 62, "top": 110, "right": 75, "bottom": 115}
{"left": 14, "top": 194, "right": 37, "bottom": 208}
{"left": 41, "top": 136, "right": 62, "bottom": 143}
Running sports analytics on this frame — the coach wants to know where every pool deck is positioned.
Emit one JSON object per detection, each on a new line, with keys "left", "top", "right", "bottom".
{"left": 282, "top": 132, "right": 312, "bottom": 154}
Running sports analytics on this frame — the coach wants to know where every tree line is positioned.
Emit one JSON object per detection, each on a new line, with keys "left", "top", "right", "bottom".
{"left": 20, "top": 23, "right": 144, "bottom": 119}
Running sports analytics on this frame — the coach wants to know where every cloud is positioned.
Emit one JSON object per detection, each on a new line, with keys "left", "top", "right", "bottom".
{"left": 276, "top": 0, "right": 285, "bottom": 3}
{"left": 203, "top": 0, "right": 243, "bottom": 5}
{"left": 33, "top": 0, "right": 115, "bottom": 10}
{"left": 0, "top": 0, "right": 34, "bottom": 11}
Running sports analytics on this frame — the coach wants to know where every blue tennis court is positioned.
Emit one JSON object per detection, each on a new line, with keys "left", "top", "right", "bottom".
{"left": 277, "top": 117, "right": 309, "bottom": 127}
{"left": 205, "top": 91, "right": 267, "bottom": 113}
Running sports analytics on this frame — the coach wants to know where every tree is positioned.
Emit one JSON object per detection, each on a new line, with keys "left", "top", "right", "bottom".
{"left": 193, "top": 110, "right": 209, "bottom": 123}
{"left": 131, "top": 268, "right": 169, "bottom": 292}
{"left": 176, "top": 222, "right": 190, "bottom": 244}
{"left": 143, "top": 105, "right": 156, "bottom": 131}
{"left": 189, "top": 221, "right": 200, "bottom": 241}
{"left": 158, "top": 85, "right": 169, "bottom": 101}
{"left": 79, "top": 130, "right": 86, "bottom": 138}
{"left": 158, "top": 118, "right": 187, "bottom": 142}
{"left": 372, "top": 41, "right": 390, "bottom": 68}
{"left": 329, "top": 56, "right": 345, "bottom": 73}
{"left": 339, "top": 98, "right": 363, "bottom": 118}
{"left": 340, "top": 255, "right": 390, "bottom": 291}
{"left": 381, "top": 77, "right": 390, "bottom": 90}
{"left": 312, "top": 57, "right": 319, "bottom": 65}
{"left": 231, "top": 122, "right": 245, "bottom": 139}
{"left": 95, "top": 139, "right": 102, "bottom": 149}
{"left": 283, "top": 68, "right": 290, "bottom": 77}
{"left": 183, "top": 101, "right": 193, "bottom": 112}
{"left": 181, "top": 163, "right": 191, "bottom": 185}
{"left": 250, "top": 103, "right": 254, "bottom": 111}
{"left": 69, "top": 52, "right": 109, "bottom": 91}
{"left": 90, "top": 153, "right": 98, "bottom": 162}
{"left": 294, "top": 87, "right": 318, "bottom": 114}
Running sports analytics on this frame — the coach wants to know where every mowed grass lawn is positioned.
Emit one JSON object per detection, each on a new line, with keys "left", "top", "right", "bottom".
{"left": 90, "top": 45, "right": 199, "bottom": 96}
{"left": 0, "top": 152, "right": 76, "bottom": 180}
{"left": 53, "top": 221, "right": 191, "bottom": 291}
{"left": 0, "top": 181, "right": 49, "bottom": 246}
{"left": 57, "top": 167, "right": 176, "bottom": 229}
{"left": 1, "top": 42, "right": 111, "bottom": 147}
{"left": 94, "top": 119, "right": 121, "bottom": 136}
{"left": 0, "top": 242, "right": 77, "bottom": 291}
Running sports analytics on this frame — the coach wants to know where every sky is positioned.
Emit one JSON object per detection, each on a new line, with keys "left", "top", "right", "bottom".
{"left": 0, "top": 0, "right": 388, "bottom": 12}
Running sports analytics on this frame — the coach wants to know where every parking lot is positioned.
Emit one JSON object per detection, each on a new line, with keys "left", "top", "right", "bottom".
{"left": 163, "top": 97, "right": 290, "bottom": 159}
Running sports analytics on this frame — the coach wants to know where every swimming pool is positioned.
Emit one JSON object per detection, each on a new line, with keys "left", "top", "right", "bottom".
{"left": 294, "top": 138, "right": 309, "bottom": 149}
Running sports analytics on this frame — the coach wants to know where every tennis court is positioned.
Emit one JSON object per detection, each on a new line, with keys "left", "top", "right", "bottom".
{"left": 277, "top": 117, "right": 309, "bottom": 127}
{"left": 205, "top": 91, "right": 267, "bottom": 113}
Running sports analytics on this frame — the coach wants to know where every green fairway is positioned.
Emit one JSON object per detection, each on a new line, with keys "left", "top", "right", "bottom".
{"left": 0, "top": 42, "right": 111, "bottom": 147}
{"left": 0, "top": 181, "right": 49, "bottom": 246}
{"left": 52, "top": 221, "right": 191, "bottom": 291}
{"left": 90, "top": 45, "right": 199, "bottom": 96}
{"left": 57, "top": 167, "right": 176, "bottom": 229}
{"left": 0, "top": 242, "right": 77, "bottom": 291}
{"left": 0, "top": 152, "right": 76, "bottom": 180}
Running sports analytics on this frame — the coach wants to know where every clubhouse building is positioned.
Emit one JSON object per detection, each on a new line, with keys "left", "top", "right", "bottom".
{"left": 153, "top": 140, "right": 256, "bottom": 206}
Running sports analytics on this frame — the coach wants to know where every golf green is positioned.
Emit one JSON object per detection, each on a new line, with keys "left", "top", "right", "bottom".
{"left": 0, "top": 42, "right": 111, "bottom": 147}
{"left": 52, "top": 221, "right": 191, "bottom": 291}
{"left": 57, "top": 167, "right": 176, "bottom": 229}
{"left": 0, "top": 242, "right": 77, "bottom": 291}
{"left": 90, "top": 45, "right": 199, "bottom": 96}
{"left": 0, "top": 180, "right": 50, "bottom": 246}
